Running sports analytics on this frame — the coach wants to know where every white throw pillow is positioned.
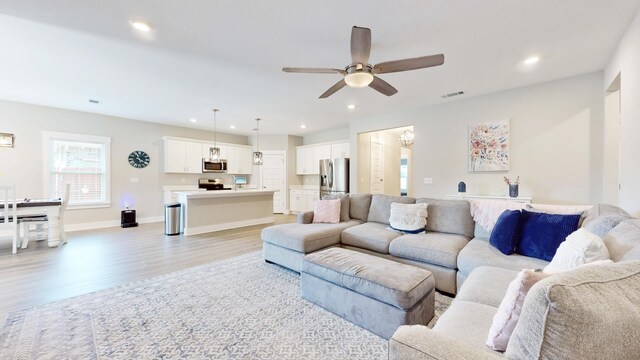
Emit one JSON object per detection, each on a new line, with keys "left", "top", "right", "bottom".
{"left": 544, "top": 228, "right": 610, "bottom": 273}
{"left": 389, "top": 203, "right": 427, "bottom": 233}
{"left": 486, "top": 269, "right": 552, "bottom": 352}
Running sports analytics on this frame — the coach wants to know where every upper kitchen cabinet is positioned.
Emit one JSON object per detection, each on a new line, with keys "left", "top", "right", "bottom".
{"left": 226, "top": 145, "right": 253, "bottom": 174}
{"left": 331, "top": 142, "right": 350, "bottom": 159}
{"left": 164, "top": 138, "right": 203, "bottom": 174}
{"left": 296, "top": 141, "right": 349, "bottom": 175}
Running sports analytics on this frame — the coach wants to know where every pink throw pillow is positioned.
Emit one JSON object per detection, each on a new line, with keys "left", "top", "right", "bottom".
{"left": 486, "top": 269, "right": 552, "bottom": 352}
{"left": 312, "top": 199, "right": 341, "bottom": 224}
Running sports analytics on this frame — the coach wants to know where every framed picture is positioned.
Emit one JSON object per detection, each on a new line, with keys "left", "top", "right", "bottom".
{"left": 0, "top": 133, "right": 15, "bottom": 148}
{"left": 469, "top": 120, "right": 509, "bottom": 172}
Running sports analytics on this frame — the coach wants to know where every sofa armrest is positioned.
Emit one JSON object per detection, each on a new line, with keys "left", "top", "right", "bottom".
{"left": 297, "top": 211, "right": 314, "bottom": 224}
{"left": 389, "top": 326, "right": 501, "bottom": 360}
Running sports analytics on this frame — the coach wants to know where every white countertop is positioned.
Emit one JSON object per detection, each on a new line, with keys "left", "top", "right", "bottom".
{"left": 177, "top": 189, "right": 277, "bottom": 199}
{"left": 289, "top": 185, "right": 319, "bottom": 190}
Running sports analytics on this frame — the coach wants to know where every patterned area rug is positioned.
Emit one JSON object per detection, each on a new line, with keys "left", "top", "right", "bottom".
{"left": 0, "top": 251, "right": 452, "bottom": 359}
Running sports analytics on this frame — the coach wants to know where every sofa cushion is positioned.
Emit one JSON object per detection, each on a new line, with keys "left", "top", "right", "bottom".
{"left": 603, "top": 219, "right": 640, "bottom": 262}
{"left": 489, "top": 210, "right": 523, "bottom": 255}
{"left": 506, "top": 261, "right": 640, "bottom": 359}
{"left": 458, "top": 239, "right": 549, "bottom": 277}
{"left": 349, "top": 193, "right": 372, "bottom": 221}
{"left": 456, "top": 266, "right": 520, "bottom": 308}
{"left": 581, "top": 203, "right": 630, "bottom": 228}
{"left": 389, "top": 203, "right": 427, "bottom": 233}
{"left": 302, "top": 248, "right": 434, "bottom": 310}
{"left": 416, "top": 198, "right": 475, "bottom": 238}
{"left": 261, "top": 220, "right": 362, "bottom": 253}
{"left": 516, "top": 209, "right": 581, "bottom": 261}
{"left": 367, "top": 194, "right": 415, "bottom": 225}
{"left": 312, "top": 199, "right": 341, "bottom": 224}
{"left": 432, "top": 300, "right": 498, "bottom": 352}
{"left": 341, "top": 222, "right": 402, "bottom": 254}
{"left": 389, "top": 233, "right": 469, "bottom": 269}
{"left": 583, "top": 213, "right": 631, "bottom": 237}
{"left": 322, "top": 193, "right": 350, "bottom": 222}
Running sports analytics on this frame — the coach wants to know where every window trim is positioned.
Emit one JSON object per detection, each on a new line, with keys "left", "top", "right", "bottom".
{"left": 42, "top": 131, "right": 112, "bottom": 210}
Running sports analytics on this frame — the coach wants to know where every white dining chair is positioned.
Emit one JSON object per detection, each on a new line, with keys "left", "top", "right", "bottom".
{"left": 19, "top": 183, "right": 70, "bottom": 249}
{"left": 0, "top": 185, "right": 19, "bottom": 254}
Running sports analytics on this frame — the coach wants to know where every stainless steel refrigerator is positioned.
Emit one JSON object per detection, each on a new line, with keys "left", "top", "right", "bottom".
{"left": 320, "top": 158, "right": 349, "bottom": 198}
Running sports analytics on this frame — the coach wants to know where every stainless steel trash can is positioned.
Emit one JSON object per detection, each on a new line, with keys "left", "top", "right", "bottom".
{"left": 164, "top": 203, "right": 181, "bottom": 235}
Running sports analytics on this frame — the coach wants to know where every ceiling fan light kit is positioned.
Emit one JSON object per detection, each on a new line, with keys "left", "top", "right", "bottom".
{"left": 283, "top": 26, "right": 444, "bottom": 98}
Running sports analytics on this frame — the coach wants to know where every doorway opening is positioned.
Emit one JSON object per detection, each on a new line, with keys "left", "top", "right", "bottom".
{"left": 357, "top": 125, "right": 413, "bottom": 196}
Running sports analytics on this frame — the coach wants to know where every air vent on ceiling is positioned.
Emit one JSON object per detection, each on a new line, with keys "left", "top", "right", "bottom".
{"left": 89, "top": 99, "right": 100, "bottom": 104}
{"left": 441, "top": 91, "right": 465, "bottom": 99}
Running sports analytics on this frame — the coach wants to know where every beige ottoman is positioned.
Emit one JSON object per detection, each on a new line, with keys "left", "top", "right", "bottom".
{"left": 301, "top": 247, "right": 435, "bottom": 339}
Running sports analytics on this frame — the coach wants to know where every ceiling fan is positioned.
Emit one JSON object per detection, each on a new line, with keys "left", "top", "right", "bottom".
{"left": 282, "top": 26, "right": 444, "bottom": 98}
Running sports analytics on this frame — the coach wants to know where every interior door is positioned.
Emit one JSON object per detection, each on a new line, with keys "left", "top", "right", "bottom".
{"left": 370, "top": 139, "right": 384, "bottom": 194}
{"left": 262, "top": 153, "right": 286, "bottom": 213}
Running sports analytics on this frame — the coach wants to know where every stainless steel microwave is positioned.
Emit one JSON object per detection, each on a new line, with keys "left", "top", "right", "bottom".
{"left": 202, "top": 159, "right": 228, "bottom": 173}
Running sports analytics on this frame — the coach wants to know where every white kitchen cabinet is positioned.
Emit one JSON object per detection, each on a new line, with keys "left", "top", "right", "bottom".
{"left": 314, "top": 145, "right": 332, "bottom": 164}
{"left": 164, "top": 139, "right": 203, "bottom": 174}
{"left": 289, "top": 189, "right": 320, "bottom": 213}
{"left": 305, "top": 190, "right": 320, "bottom": 210}
{"left": 227, "top": 145, "right": 253, "bottom": 174}
{"left": 331, "top": 142, "right": 350, "bottom": 159}
{"left": 296, "top": 147, "right": 314, "bottom": 175}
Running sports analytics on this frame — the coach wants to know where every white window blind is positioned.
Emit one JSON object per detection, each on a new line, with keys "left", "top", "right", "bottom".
{"left": 43, "top": 132, "right": 111, "bottom": 208}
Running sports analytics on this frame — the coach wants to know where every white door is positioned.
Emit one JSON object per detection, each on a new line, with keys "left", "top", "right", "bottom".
{"left": 262, "top": 153, "right": 286, "bottom": 213}
{"left": 371, "top": 139, "right": 384, "bottom": 194}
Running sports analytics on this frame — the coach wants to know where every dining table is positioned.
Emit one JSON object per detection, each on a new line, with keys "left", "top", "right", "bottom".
{"left": 0, "top": 198, "right": 64, "bottom": 247}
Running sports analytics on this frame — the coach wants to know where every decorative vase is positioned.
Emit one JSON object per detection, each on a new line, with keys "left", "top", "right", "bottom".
{"left": 458, "top": 181, "right": 466, "bottom": 193}
{"left": 509, "top": 184, "right": 519, "bottom": 198}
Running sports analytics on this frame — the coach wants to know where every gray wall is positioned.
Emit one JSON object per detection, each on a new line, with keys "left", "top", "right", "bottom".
{"left": 349, "top": 72, "right": 605, "bottom": 205}
{"left": 302, "top": 126, "right": 349, "bottom": 145}
{"left": 0, "top": 100, "right": 248, "bottom": 226}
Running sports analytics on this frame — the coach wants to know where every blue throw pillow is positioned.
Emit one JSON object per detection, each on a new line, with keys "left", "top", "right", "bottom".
{"left": 490, "top": 210, "right": 523, "bottom": 255}
{"left": 516, "top": 209, "right": 581, "bottom": 261}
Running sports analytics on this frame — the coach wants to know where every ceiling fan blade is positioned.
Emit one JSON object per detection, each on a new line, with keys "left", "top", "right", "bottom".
{"left": 319, "top": 79, "right": 347, "bottom": 98}
{"left": 282, "top": 67, "right": 345, "bottom": 74}
{"left": 368, "top": 76, "right": 398, "bottom": 96}
{"left": 350, "top": 26, "right": 371, "bottom": 65}
{"left": 374, "top": 54, "right": 444, "bottom": 74}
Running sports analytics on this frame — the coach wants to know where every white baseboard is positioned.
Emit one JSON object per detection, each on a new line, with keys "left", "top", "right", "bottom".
{"left": 65, "top": 216, "right": 164, "bottom": 232}
{"left": 183, "top": 217, "right": 275, "bottom": 236}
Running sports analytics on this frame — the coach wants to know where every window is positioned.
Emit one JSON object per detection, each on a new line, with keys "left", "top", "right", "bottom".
{"left": 43, "top": 132, "right": 111, "bottom": 208}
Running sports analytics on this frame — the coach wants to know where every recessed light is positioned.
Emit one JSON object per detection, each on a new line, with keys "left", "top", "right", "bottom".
{"left": 524, "top": 56, "right": 540, "bottom": 65}
{"left": 190, "top": 118, "right": 197, "bottom": 123}
{"left": 230, "top": 125, "right": 236, "bottom": 129}
{"left": 300, "top": 124, "right": 307, "bottom": 129}
{"left": 130, "top": 20, "right": 151, "bottom": 32}
{"left": 347, "top": 104, "right": 356, "bottom": 110}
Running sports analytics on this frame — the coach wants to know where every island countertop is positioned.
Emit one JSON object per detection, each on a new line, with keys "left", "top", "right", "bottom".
{"left": 176, "top": 189, "right": 276, "bottom": 236}
{"left": 176, "top": 189, "right": 277, "bottom": 199}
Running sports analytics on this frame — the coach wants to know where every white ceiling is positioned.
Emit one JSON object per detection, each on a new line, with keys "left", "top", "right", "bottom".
{"left": 0, "top": 0, "right": 638, "bottom": 135}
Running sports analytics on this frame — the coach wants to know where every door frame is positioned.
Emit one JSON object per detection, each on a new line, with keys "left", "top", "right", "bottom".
{"left": 260, "top": 150, "right": 288, "bottom": 214}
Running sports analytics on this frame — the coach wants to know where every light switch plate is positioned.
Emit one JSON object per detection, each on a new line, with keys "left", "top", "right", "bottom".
{"left": 424, "top": 177, "right": 433, "bottom": 184}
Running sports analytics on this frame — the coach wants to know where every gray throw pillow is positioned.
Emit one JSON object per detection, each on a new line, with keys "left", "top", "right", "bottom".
{"left": 322, "top": 193, "right": 350, "bottom": 222}
{"left": 367, "top": 194, "right": 415, "bottom": 225}
{"left": 583, "top": 213, "right": 631, "bottom": 237}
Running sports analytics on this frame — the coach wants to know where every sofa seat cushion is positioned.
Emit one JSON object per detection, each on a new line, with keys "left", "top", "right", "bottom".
{"left": 261, "top": 220, "right": 362, "bottom": 253}
{"left": 458, "top": 239, "right": 549, "bottom": 277}
{"left": 389, "top": 232, "right": 469, "bottom": 269}
{"left": 456, "top": 266, "right": 520, "bottom": 308}
{"left": 432, "top": 300, "right": 498, "bottom": 353}
{"left": 302, "top": 248, "right": 434, "bottom": 310}
{"left": 603, "top": 219, "right": 640, "bottom": 262}
{"left": 341, "top": 222, "right": 402, "bottom": 254}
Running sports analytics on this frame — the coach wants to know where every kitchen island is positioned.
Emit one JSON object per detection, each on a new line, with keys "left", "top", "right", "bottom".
{"left": 176, "top": 189, "right": 276, "bottom": 236}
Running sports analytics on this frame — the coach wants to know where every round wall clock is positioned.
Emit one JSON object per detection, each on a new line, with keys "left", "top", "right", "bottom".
{"left": 128, "top": 150, "right": 150, "bottom": 168}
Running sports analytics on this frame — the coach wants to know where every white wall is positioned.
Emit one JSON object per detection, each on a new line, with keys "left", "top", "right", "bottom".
{"left": 605, "top": 9, "right": 640, "bottom": 216}
{"left": 0, "top": 100, "right": 248, "bottom": 227}
{"left": 350, "top": 72, "right": 605, "bottom": 205}
{"left": 302, "top": 126, "right": 349, "bottom": 145}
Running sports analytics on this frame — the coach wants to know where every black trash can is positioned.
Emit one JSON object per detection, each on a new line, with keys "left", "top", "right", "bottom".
{"left": 164, "top": 203, "right": 181, "bottom": 235}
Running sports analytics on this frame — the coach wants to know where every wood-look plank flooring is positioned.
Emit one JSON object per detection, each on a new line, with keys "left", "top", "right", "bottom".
{"left": 0, "top": 215, "right": 296, "bottom": 315}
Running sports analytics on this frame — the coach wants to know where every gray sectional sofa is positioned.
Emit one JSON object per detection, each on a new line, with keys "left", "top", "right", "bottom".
{"left": 262, "top": 193, "right": 640, "bottom": 359}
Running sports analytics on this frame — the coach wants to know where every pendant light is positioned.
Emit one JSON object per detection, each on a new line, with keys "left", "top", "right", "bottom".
{"left": 253, "top": 118, "right": 263, "bottom": 165}
{"left": 399, "top": 129, "right": 414, "bottom": 147}
{"left": 210, "top": 108, "right": 221, "bottom": 162}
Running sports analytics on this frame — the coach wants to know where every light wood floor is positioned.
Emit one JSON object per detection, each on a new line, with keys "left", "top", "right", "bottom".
{"left": 0, "top": 215, "right": 296, "bottom": 315}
